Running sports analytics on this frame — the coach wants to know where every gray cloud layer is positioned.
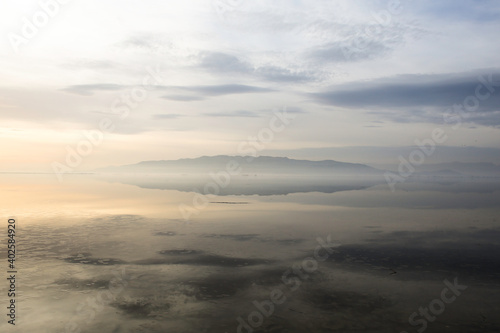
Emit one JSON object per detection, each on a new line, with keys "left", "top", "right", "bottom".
{"left": 179, "top": 84, "right": 275, "bottom": 96}
{"left": 198, "top": 52, "right": 314, "bottom": 83}
{"left": 310, "top": 70, "right": 500, "bottom": 126}
{"left": 203, "top": 110, "right": 260, "bottom": 118}
{"left": 62, "top": 84, "right": 126, "bottom": 96}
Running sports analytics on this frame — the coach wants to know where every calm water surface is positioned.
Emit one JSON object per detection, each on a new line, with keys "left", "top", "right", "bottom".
{"left": 1, "top": 174, "right": 499, "bottom": 332}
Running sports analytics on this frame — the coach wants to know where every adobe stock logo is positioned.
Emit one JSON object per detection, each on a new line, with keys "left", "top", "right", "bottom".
{"left": 51, "top": 66, "right": 163, "bottom": 182}
{"left": 8, "top": 0, "right": 73, "bottom": 54}
{"left": 401, "top": 277, "right": 467, "bottom": 333}
{"left": 236, "top": 234, "right": 340, "bottom": 333}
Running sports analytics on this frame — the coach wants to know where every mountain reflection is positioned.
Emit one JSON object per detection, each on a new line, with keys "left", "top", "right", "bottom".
{"left": 95, "top": 174, "right": 385, "bottom": 196}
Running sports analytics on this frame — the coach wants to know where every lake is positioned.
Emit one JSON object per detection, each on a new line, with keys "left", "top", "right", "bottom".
{"left": 1, "top": 173, "right": 499, "bottom": 332}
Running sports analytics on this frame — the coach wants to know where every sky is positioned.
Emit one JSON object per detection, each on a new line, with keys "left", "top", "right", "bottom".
{"left": 0, "top": 0, "right": 499, "bottom": 172}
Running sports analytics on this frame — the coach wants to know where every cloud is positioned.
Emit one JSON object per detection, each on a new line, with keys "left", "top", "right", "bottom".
{"left": 161, "top": 95, "right": 205, "bottom": 102}
{"left": 309, "top": 39, "right": 392, "bottom": 63}
{"left": 464, "top": 111, "right": 500, "bottom": 127}
{"left": 412, "top": 0, "right": 500, "bottom": 22}
{"left": 305, "top": 16, "right": 417, "bottom": 64}
{"left": 202, "top": 107, "right": 305, "bottom": 118}
{"left": 197, "top": 52, "right": 313, "bottom": 82}
{"left": 118, "top": 33, "right": 173, "bottom": 52}
{"left": 177, "top": 84, "right": 275, "bottom": 96}
{"left": 61, "top": 82, "right": 272, "bottom": 102}
{"left": 198, "top": 52, "right": 252, "bottom": 73}
{"left": 62, "top": 84, "right": 126, "bottom": 96}
{"left": 203, "top": 110, "right": 260, "bottom": 118}
{"left": 310, "top": 69, "right": 500, "bottom": 125}
{"left": 255, "top": 65, "right": 312, "bottom": 82}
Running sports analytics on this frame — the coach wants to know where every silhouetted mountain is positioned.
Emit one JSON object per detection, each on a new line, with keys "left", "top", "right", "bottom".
{"left": 96, "top": 155, "right": 382, "bottom": 175}
{"left": 94, "top": 156, "right": 386, "bottom": 195}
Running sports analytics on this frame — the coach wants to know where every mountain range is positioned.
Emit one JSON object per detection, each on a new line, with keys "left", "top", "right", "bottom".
{"left": 93, "top": 156, "right": 500, "bottom": 195}
{"left": 97, "top": 155, "right": 382, "bottom": 175}
{"left": 96, "top": 155, "right": 500, "bottom": 178}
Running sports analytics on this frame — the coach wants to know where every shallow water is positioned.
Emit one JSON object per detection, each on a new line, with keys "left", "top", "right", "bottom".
{"left": 1, "top": 174, "right": 500, "bottom": 332}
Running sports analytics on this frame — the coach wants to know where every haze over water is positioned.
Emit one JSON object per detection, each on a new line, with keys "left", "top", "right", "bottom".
{"left": 1, "top": 173, "right": 499, "bottom": 333}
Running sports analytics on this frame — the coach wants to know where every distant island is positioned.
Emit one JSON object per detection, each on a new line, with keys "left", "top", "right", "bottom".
{"left": 92, "top": 156, "right": 500, "bottom": 195}
{"left": 96, "top": 155, "right": 382, "bottom": 176}
{"left": 95, "top": 155, "right": 500, "bottom": 178}
{"left": 94, "top": 156, "right": 385, "bottom": 195}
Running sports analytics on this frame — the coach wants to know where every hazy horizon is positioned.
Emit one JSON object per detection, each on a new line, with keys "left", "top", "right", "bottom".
{"left": 3, "top": 149, "right": 500, "bottom": 174}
